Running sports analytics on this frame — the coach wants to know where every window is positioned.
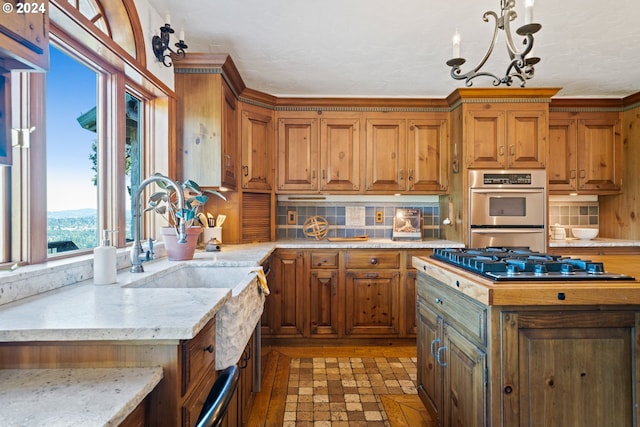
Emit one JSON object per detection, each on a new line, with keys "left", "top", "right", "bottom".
{"left": 46, "top": 46, "right": 99, "bottom": 254}
{"left": 125, "top": 92, "right": 142, "bottom": 242}
{"left": 0, "top": 0, "right": 167, "bottom": 266}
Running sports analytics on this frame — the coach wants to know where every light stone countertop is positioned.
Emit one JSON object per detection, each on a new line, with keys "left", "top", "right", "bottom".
{"left": 549, "top": 238, "right": 640, "bottom": 247}
{"left": 0, "top": 367, "right": 163, "bottom": 427}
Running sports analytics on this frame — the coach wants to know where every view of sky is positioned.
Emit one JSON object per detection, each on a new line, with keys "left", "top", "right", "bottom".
{"left": 46, "top": 46, "right": 98, "bottom": 212}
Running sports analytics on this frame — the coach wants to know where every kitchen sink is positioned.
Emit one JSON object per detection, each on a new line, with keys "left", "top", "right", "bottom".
{"left": 121, "top": 265, "right": 258, "bottom": 295}
{"left": 121, "top": 264, "right": 266, "bottom": 370}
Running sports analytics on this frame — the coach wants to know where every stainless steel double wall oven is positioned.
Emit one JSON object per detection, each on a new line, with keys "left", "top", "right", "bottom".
{"left": 468, "top": 170, "right": 546, "bottom": 252}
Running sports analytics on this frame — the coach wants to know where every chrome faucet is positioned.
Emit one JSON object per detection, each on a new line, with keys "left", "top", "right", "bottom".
{"left": 130, "top": 174, "right": 186, "bottom": 273}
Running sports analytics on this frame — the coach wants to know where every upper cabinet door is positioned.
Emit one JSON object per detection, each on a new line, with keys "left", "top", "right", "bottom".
{"left": 548, "top": 119, "right": 578, "bottom": 192}
{"left": 577, "top": 118, "right": 622, "bottom": 193}
{"left": 221, "top": 83, "right": 238, "bottom": 189}
{"left": 365, "top": 118, "right": 406, "bottom": 192}
{"left": 320, "top": 117, "right": 361, "bottom": 192}
{"left": 506, "top": 110, "right": 547, "bottom": 169}
{"left": 277, "top": 116, "right": 319, "bottom": 192}
{"left": 408, "top": 118, "right": 449, "bottom": 192}
{"left": 465, "top": 107, "right": 506, "bottom": 169}
{"left": 241, "top": 109, "right": 273, "bottom": 191}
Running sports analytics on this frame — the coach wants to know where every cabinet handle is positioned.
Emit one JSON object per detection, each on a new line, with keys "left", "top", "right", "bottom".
{"left": 399, "top": 169, "right": 404, "bottom": 180}
{"left": 434, "top": 297, "right": 443, "bottom": 305}
{"left": 499, "top": 146, "right": 504, "bottom": 156}
{"left": 579, "top": 169, "right": 586, "bottom": 178}
{"left": 242, "top": 165, "right": 249, "bottom": 176}
{"left": 369, "top": 258, "right": 378, "bottom": 266}
{"left": 332, "top": 282, "right": 337, "bottom": 296}
{"left": 436, "top": 346, "right": 448, "bottom": 367}
{"left": 430, "top": 338, "right": 440, "bottom": 357}
{"left": 322, "top": 169, "right": 326, "bottom": 180}
{"left": 312, "top": 170, "right": 316, "bottom": 179}
{"left": 204, "top": 344, "right": 214, "bottom": 353}
{"left": 408, "top": 170, "right": 414, "bottom": 181}
{"left": 225, "top": 154, "right": 231, "bottom": 167}
{"left": 570, "top": 169, "right": 576, "bottom": 179}
{"left": 509, "top": 145, "right": 515, "bottom": 155}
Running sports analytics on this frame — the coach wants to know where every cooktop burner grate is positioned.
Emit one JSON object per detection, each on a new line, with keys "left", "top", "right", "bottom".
{"left": 431, "top": 247, "right": 635, "bottom": 282}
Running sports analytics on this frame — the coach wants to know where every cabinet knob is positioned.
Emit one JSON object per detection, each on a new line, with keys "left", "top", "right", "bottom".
{"left": 204, "top": 344, "right": 214, "bottom": 353}
{"left": 369, "top": 258, "right": 378, "bottom": 265}
{"left": 434, "top": 297, "right": 443, "bottom": 304}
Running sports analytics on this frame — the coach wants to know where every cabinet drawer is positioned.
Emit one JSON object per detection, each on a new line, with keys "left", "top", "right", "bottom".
{"left": 417, "top": 276, "right": 487, "bottom": 347}
{"left": 310, "top": 251, "right": 339, "bottom": 268}
{"left": 345, "top": 251, "right": 400, "bottom": 269}
{"left": 181, "top": 318, "right": 216, "bottom": 396}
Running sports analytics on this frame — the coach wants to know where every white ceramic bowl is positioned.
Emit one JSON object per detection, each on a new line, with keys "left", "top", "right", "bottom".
{"left": 571, "top": 228, "right": 599, "bottom": 240}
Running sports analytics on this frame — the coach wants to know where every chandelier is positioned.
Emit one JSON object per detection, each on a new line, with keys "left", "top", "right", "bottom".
{"left": 152, "top": 14, "right": 188, "bottom": 67}
{"left": 446, "top": 0, "right": 541, "bottom": 87}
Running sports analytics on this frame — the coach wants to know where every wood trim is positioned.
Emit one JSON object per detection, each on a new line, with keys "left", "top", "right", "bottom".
{"left": 550, "top": 98, "right": 624, "bottom": 111}
{"left": 446, "top": 88, "right": 561, "bottom": 106}
{"left": 623, "top": 91, "right": 640, "bottom": 108}
{"left": 173, "top": 53, "right": 247, "bottom": 97}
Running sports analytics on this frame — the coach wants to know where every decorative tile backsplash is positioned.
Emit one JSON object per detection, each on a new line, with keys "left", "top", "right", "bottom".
{"left": 277, "top": 203, "right": 440, "bottom": 240}
{"left": 548, "top": 201, "right": 599, "bottom": 228}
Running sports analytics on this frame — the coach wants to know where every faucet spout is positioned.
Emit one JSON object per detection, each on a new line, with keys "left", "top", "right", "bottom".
{"left": 130, "top": 174, "right": 186, "bottom": 273}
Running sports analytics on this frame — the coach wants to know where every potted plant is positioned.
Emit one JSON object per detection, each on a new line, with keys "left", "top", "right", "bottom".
{"left": 145, "top": 173, "right": 226, "bottom": 260}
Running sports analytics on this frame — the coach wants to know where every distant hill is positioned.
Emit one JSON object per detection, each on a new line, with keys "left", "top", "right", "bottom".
{"left": 48, "top": 208, "right": 96, "bottom": 218}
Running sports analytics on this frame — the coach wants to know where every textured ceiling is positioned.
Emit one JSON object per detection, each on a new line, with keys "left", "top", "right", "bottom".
{"left": 146, "top": 0, "right": 640, "bottom": 99}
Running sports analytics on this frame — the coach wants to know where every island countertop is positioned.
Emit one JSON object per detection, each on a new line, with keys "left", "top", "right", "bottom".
{"left": 412, "top": 254, "right": 640, "bottom": 306}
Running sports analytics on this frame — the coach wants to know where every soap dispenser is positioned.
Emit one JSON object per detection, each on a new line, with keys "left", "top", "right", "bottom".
{"left": 94, "top": 230, "right": 117, "bottom": 284}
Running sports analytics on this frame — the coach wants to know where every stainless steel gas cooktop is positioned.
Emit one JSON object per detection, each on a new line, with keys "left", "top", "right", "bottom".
{"left": 431, "top": 247, "right": 635, "bottom": 282}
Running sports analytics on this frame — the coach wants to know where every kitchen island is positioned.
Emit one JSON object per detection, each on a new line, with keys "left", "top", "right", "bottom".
{"left": 412, "top": 254, "right": 640, "bottom": 427}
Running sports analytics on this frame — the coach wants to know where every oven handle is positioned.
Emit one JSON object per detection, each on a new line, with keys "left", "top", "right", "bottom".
{"left": 470, "top": 188, "right": 544, "bottom": 194}
{"left": 471, "top": 229, "right": 544, "bottom": 233}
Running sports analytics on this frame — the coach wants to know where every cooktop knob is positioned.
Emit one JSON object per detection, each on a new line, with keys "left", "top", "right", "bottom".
{"left": 533, "top": 264, "right": 547, "bottom": 274}
{"left": 561, "top": 264, "right": 574, "bottom": 274}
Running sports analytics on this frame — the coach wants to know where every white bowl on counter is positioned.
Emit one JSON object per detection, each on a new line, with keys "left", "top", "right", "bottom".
{"left": 571, "top": 228, "right": 599, "bottom": 240}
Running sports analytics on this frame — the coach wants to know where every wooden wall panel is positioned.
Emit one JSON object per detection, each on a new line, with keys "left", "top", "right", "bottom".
{"left": 599, "top": 105, "right": 640, "bottom": 239}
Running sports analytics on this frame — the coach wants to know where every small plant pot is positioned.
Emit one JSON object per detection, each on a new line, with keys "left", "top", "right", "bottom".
{"left": 160, "top": 226, "right": 202, "bottom": 261}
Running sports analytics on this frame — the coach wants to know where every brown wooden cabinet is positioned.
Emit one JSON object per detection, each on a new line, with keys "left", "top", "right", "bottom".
{"left": 548, "top": 112, "right": 623, "bottom": 194}
{"left": 263, "top": 248, "right": 419, "bottom": 341}
{"left": 416, "top": 262, "right": 640, "bottom": 427}
{"left": 262, "top": 250, "right": 305, "bottom": 337}
{"left": 465, "top": 104, "right": 547, "bottom": 169}
{"left": 0, "top": 317, "right": 219, "bottom": 427}
{"left": 500, "top": 311, "right": 636, "bottom": 427}
{"left": 309, "top": 250, "right": 340, "bottom": 337}
{"left": 175, "top": 56, "right": 239, "bottom": 189}
{"left": 0, "top": 0, "right": 49, "bottom": 71}
{"left": 241, "top": 108, "right": 274, "bottom": 191}
{"left": 277, "top": 112, "right": 361, "bottom": 193}
{"left": 416, "top": 274, "right": 487, "bottom": 427}
{"left": 364, "top": 115, "right": 449, "bottom": 193}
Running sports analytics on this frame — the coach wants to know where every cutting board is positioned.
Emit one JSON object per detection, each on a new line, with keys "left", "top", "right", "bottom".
{"left": 326, "top": 235, "right": 368, "bottom": 242}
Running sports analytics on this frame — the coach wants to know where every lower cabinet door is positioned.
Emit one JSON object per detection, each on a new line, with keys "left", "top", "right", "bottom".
{"left": 417, "top": 301, "right": 442, "bottom": 424}
{"left": 441, "top": 324, "right": 487, "bottom": 427}
{"left": 345, "top": 270, "right": 400, "bottom": 336}
{"left": 310, "top": 269, "right": 339, "bottom": 337}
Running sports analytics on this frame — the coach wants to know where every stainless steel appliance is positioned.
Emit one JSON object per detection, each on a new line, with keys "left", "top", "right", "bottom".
{"left": 432, "top": 247, "right": 635, "bottom": 282}
{"left": 469, "top": 170, "right": 546, "bottom": 252}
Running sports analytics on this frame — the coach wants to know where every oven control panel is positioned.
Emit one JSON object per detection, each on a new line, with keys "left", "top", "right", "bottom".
{"left": 483, "top": 173, "right": 532, "bottom": 185}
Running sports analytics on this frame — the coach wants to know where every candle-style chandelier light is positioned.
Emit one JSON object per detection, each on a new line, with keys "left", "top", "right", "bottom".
{"left": 446, "top": 0, "right": 541, "bottom": 87}
{"left": 152, "top": 14, "right": 188, "bottom": 67}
